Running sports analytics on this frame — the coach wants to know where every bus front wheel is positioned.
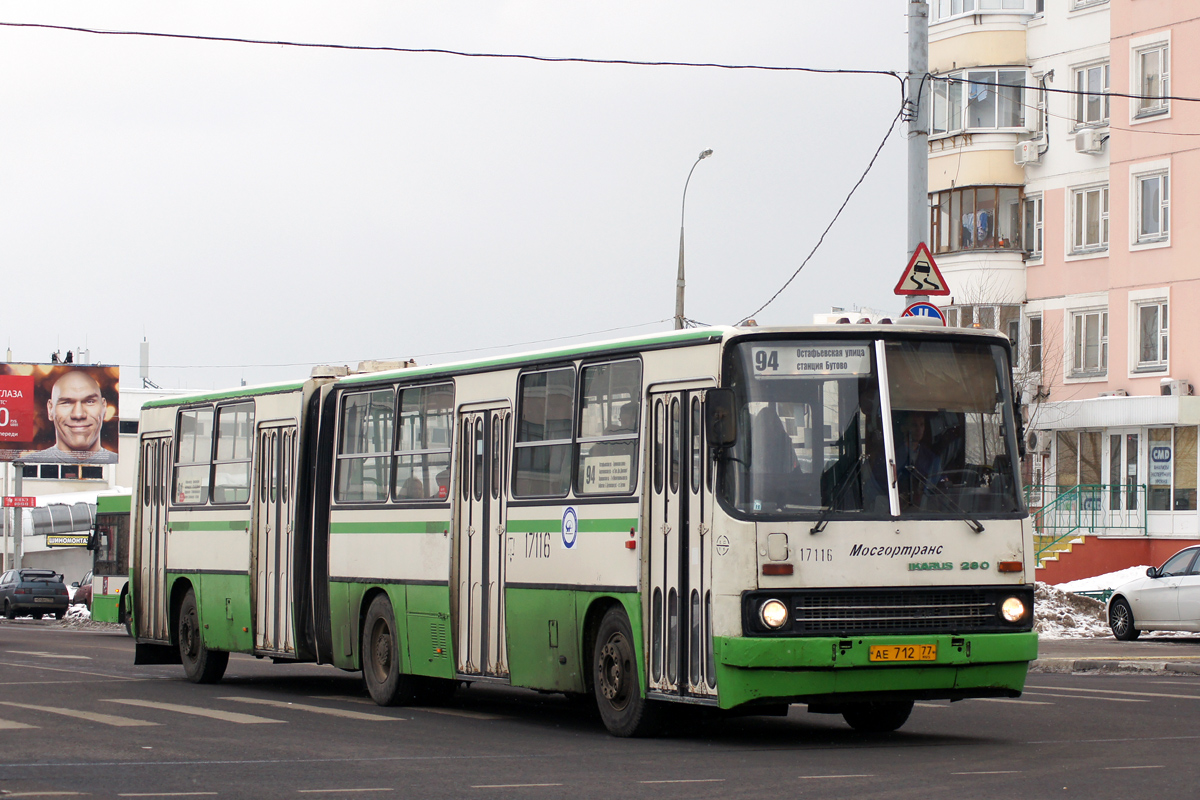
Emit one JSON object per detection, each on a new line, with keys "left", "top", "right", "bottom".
{"left": 178, "top": 589, "right": 228, "bottom": 684}
{"left": 593, "top": 606, "right": 660, "bottom": 737}
{"left": 841, "top": 700, "right": 913, "bottom": 733}
{"left": 362, "top": 594, "right": 416, "bottom": 706}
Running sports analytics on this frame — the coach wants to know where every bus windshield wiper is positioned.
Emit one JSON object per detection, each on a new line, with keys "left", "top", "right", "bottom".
{"left": 810, "top": 455, "right": 865, "bottom": 535}
{"left": 904, "top": 466, "right": 985, "bottom": 533}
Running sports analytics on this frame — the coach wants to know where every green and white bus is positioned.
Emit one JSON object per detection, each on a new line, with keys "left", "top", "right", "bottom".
{"left": 130, "top": 324, "right": 1036, "bottom": 736}
{"left": 90, "top": 493, "right": 132, "bottom": 628}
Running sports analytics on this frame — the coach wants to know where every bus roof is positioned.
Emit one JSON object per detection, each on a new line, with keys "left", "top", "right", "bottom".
{"left": 141, "top": 379, "right": 308, "bottom": 410}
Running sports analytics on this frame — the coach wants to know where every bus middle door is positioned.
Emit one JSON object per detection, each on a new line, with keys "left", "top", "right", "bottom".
{"left": 137, "top": 434, "right": 171, "bottom": 641}
{"left": 455, "top": 405, "right": 511, "bottom": 678}
{"left": 254, "top": 423, "right": 298, "bottom": 655}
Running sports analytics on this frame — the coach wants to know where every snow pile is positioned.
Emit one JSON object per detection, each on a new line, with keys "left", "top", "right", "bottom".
{"left": 65, "top": 604, "right": 91, "bottom": 621}
{"left": 1035, "top": 581, "right": 1110, "bottom": 639}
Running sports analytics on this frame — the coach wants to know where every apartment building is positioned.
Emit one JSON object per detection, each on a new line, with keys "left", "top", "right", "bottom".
{"left": 928, "top": 0, "right": 1199, "bottom": 579}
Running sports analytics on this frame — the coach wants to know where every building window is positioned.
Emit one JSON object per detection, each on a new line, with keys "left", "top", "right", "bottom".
{"left": 1028, "top": 315, "right": 1043, "bottom": 373}
{"left": 930, "top": 186, "right": 1023, "bottom": 254}
{"left": 1070, "top": 309, "right": 1108, "bottom": 377}
{"left": 1136, "top": 301, "right": 1168, "bottom": 371}
{"left": 1149, "top": 427, "right": 1197, "bottom": 511}
{"left": 1072, "top": 185, "right": 1108, "bottom": 254}
{"left": 1135, "top": 44, "right": 1169, "bottom": 117}
{"left": 1074, "top": 63, "right": 1110, "bottom": 126}
{"left": 1071, "top": 0, "right": 1108, "bottom": 9}
{"left": 931, "top": 0, "right": 1037, "bottom": 23}
{"left": 1135, "top": 171, "right": 1169, "bottom": 243}
{"left": 1023, "top": 194, "right": 1043, "bottom": 258}
{"left": 932, "top": 70, "right": 1027, "bottom": 135}
{"left": 118, "top": 419, "right": 139, "bottom": 435}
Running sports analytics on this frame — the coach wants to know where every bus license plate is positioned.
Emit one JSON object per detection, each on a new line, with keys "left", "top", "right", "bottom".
{"left": 868, "top": 644, "right": 936, "bottom": 662}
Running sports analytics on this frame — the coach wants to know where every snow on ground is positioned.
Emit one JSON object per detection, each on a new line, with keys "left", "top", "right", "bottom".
{"left": 1056, "top": 567, "right": 1152, "bottom": 594}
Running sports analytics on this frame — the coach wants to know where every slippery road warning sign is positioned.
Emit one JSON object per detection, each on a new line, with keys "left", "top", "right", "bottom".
{"left": 894, "top": 243, "right": 950, "bottom": 296}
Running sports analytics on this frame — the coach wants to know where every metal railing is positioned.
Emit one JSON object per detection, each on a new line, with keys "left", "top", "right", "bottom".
{"left": 1025, "top": 483, "right": 1148, "bottom": 564}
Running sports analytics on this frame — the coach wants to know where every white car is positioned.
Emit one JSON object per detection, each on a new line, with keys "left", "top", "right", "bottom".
{"left": 1107, "top": 545, "right": 1200, "bottom": 640}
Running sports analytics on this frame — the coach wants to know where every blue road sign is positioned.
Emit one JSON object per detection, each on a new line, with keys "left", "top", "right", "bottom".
{"left": 900, "top": 302, "right": 946, "bottom": 325}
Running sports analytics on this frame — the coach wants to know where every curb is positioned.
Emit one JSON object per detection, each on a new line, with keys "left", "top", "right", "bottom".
{"left": 1031, "top": 658, "right": 1200, "bottom": 675}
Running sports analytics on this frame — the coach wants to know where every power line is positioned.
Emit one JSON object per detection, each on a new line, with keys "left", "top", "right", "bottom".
{"left": 116, "top": 318, "right": 675, "bottom": 372}
{"left": 741, "top": 106, "right": 905, "bottom": 323}
{"left": 0, "top": 21, "right": 904, "bottom": 86}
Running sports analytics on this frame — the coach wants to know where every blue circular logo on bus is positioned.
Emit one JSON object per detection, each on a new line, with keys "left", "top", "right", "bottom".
{"left": 562, "top": 507, "right": 578, "bottom": 549}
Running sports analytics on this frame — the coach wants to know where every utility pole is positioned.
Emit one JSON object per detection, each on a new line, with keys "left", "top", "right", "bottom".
{"left": 907, "top": 0, "right": 930, "bottom": 308}
{"left": 13, "top": 462, "right": 22, "bottom": 570}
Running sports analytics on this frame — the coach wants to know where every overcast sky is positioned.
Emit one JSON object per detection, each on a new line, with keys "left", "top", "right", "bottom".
{"left": 0, "top": 1, "right": 910, "bottom": 390}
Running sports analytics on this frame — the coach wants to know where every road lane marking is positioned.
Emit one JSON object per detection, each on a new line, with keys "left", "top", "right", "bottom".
{"left": 798, "top": 775, "right": 874, "bottom": 780}
{"left": 0, "top": 661, "right": 144, "bottom": 680}
{"left": 0, "top": 717, "right": 37, "bottom": 730}
{"left": 102, "top": 699, "right": 284, "bottom": 724}
{"left": 975, "top": 698, "right": 1053, "bottom": 705}
{"left": 1026, "top": 685, "right": 1200, "bottom": 701}
{"left": 8, "top": 651, "right": 92, "bottom": 660}
{"left": 297, "top": 790, "right": 392, "bottom": 794}
{"left": 1, "top": 793, "right": 85, "bottom": 797}
{"left": 1022, "top": 691, "right": 1146, "bottom": 703}
{"left": 119, "top": 794, "right": 219, "bottom": 797}
{"left": 221, "top": 697, "right": 402, "bottom": 721}
{"left": 471, "top": 785, "right": 562, "bottom": 789}
{"left": 1102, "top": 765, "right": 1164, "bottom": 770}
{"left": 0, "top": 701, "right": 158, "bottom": 727}
{"left": 952, "top": 771, "right": 1020, "bottom": 775}
{"left": 408, "top": 707, "right": 506, "bottom": 720}
{"left": 914, "top": 702, "right": 946, "bottom": 708}
{"left": 639, "top": 779, "right": 724, "bottom": 784}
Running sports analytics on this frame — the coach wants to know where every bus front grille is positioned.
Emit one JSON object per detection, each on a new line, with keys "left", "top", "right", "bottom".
{"left": 742, "top": 586, "right": 1034, "bottom": 637}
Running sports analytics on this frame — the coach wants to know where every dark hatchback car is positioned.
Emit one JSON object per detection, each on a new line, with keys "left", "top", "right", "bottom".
{"left": 0, "top": 569, "right": 70, "bottom": 619}
{"left": 71, "top": 570, "right": 93, "bottom": 610}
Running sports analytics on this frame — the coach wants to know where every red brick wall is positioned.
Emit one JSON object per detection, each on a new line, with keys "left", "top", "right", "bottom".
{"left": 1037, "top": 538, "right": 1200, "bottom": 584}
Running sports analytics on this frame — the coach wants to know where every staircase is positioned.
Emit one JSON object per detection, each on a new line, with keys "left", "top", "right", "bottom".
{"left": 1028, "top": 484, "right": 1148, "bottom": 568}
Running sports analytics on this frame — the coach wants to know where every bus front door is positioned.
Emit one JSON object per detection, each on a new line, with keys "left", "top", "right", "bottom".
{"left": 455, "top": 406, "right": 511, "bottom": 679}
{"left": 648, "top": 386, "right": 716, "bottom": 700}
{"left": 254, "top": 424, "right": 298, "bottom": 655}
{"left": 137, "top": 435, "right": 171, "bottom": 641}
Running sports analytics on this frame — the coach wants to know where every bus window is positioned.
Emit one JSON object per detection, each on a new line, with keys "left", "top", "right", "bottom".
{"left": 174, "top": 407, "right": 214, "bottom": 505}
{"left": 575, "top": 360, "right": 641, "bottom": 495}
{"left": 513, "top": 367, "right": 574, "bottom": 498}
{"left": 691, "top": 396, "right": 702, "bottom": 494}
{"left": 394, "top": 384, "right": 453, "bottom": 501}
{"left": 884, "top": 339, "right": 1021, "bottom": 514}
{"left": 654, "top": 400, "right": 665, "bottom": 495}
{"left": 213, "top": 403, "right": 254, "bottom": 504}
{"left": 669, "top": 398, "right": 681, "bottom": 495}
{"left": 334, "top": 389, "right": 394, "bottom": 503}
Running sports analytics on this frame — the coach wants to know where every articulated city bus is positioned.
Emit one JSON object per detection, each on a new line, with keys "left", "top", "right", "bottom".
{"left": 130, "top": 324, "right": 1036, "bottom": 736}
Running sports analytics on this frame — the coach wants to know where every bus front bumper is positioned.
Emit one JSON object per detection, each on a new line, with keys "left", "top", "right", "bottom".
{"left": 712, "top": 631, "right": 1038, "bottom": 710}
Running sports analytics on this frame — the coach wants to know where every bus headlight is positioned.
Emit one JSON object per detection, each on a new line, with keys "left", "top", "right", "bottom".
{"left": 760, "top": 599, "right": 790, "bottom": 630}
{"left": 1001, "top": 596, "right": 1026, "bottom": 622}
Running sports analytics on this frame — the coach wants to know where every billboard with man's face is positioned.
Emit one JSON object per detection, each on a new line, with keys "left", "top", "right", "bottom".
{"left": 0, "top": 364, "right": 120, "bottom": 464}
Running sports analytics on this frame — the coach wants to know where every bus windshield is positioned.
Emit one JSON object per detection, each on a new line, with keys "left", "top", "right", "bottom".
{"left": 719, "top": 337, "right": 1022, "bottom": 520}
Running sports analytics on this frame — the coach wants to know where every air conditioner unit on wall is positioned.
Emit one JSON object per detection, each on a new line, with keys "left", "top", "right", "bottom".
{"left": 1160, "top": 379, "right": 1194, "bottom": 397}
{"left": 1014, "top": 140, "right": 1041, "bottom": 166}
{"left": 1075, "top": 129, "right": 1104, "bottom": 154}
{"left": 1027, "top": 430, "right": 1052, "bottom": 455}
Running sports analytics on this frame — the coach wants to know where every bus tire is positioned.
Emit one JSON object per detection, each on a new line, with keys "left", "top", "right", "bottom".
{"left": 119, "top": 589, "right": 133, "bottom": 637}
{"left": 362, "top": 594, "right": 416, "bottom": 706}
{"left": 841, "top": 700, "right": 913, "bottom": 733}
{"left": 593, "top": 606, "right": 660, "bottom": 737}
{"left": 178, "top": 588, "right": 228, "bottom": 684}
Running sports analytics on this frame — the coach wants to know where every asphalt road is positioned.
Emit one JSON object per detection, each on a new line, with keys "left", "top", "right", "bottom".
{"left": 2, "top": 620, "right": 1199, "bottom": 799}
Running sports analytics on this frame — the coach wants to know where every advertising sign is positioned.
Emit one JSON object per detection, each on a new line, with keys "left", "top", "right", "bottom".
{"left": 3, "top": 496, "right": 36, "bottom": 508}
{"left": 0, "top": 364, "right": 119, "bottom": 464}
{"left": 1150, "top": 445, "right": 1172, "bottom": 486}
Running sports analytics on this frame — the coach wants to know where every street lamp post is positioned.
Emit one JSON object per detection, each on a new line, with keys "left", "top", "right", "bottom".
{"left": 675, "top": 149, "right": 713, "bottom": 330}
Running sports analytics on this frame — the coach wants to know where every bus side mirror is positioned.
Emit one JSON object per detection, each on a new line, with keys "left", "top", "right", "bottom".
{"left": 705, "top": 389, "right": 737, "bottom": 448}
{"left": 86, "top": 531, "right": 98, "bottom": 552}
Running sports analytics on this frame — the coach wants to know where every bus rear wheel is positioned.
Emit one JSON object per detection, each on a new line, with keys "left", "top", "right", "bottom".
{"left": 842, "top": 700, "right": 913, "bottom": 733}
{"left": 593, "top": 606, "right": 660, "bottom": 737}
{"left": 178, "top": 588, "right": 228, "bottom": 684}
{"left": 362, "top": 594, "right": 416, "bottom": 706}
